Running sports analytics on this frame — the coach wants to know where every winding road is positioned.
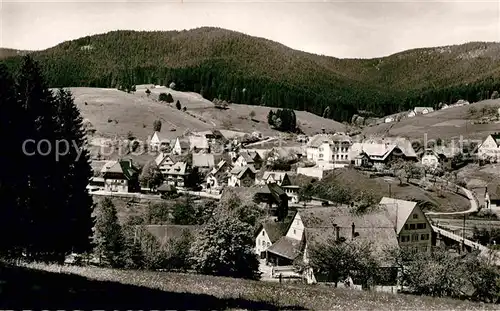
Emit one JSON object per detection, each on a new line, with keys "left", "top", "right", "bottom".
{"left": 425, "top": 184, "right": 479, "bottom": 216}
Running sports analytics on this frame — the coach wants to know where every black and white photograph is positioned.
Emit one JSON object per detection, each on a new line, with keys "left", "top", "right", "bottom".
{"left": 1, "top": 0, "right": 500, "bottom": 309}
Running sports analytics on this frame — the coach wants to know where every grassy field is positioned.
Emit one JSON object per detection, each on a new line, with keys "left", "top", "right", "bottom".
{"left": 362, "top": 99, "right": 500, "bottom": 141}
{"left": 68, "top": 86, "right": 346, "bottom": 143}
{"left": 3, "top": 263, "right": 496, "bottom": 310}
{"left": 319, "top": 169, "right": 470, "bottom": 213}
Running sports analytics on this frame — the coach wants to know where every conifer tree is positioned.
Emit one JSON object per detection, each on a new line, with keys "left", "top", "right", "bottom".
{"left": 15, "top": 55, "right": 61, "bottom": 262}
{"left": 54, "top": 88, "right": 95, "bottom": 255}
{"left": 93, "top": 198, "right": 125, "bottom": 267}
{"left": 0, "top": 64, "right": 23, "bottom": 258}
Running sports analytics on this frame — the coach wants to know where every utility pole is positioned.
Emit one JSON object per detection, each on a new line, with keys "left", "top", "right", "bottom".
{"left": 462, "top": 213, "right": 466, "bottom": 253}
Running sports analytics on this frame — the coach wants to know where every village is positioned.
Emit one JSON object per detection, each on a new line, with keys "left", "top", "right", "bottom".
{"left": 85, "top": 107, "right": 500, "bottom": 289}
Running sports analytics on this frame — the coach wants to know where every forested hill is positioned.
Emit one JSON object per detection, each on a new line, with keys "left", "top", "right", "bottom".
{"left": 2, "top": 27, "right": 500, "bottom": 123}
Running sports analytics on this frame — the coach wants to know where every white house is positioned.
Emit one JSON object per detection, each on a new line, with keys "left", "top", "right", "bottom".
{"left": 306, "top": 134, "right": 352, "bottom": 169}
{"left": 255, "top": 220, "right": 292, "bottom": 259}
{"left": 206, "top": 160, "right": 230, "bottom": 189}
{"left": 421, "top": 148, "right": 440, "bottom": 168}
{"left": 171, "top": 137, "right": 190, "bottom": 155}
{"left": 149, "top": 131, "right": 170, "bottom": 151}
{"left": 188, "top": 135, "right": 210, "bottom": 152}
{"left": 234, "top": 151, "right": 262, "bottom": 170}
{"left": 384, "top": 116, "right": 395, "bottom": 123}
{"left": 261, "top": 171, "right": 291, "bottom": 186}
{"left": 164, "top": 162, "right": 189, "bottom": 187}
{"left": 478, "top": 133, "right": 500, "bottom": 162}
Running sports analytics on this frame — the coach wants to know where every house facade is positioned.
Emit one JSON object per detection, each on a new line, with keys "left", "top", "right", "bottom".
{"left": 306, "top": 134, "right": 352, "bottom": 169}
{"left": 349, "top": 142, "right": 406, "bottom": 170}
{"left": 155, "top": 152, "right": 175, "bottom": 175}
{"left": 102, "top": 160, "right": 139, "bottom": 193}
{"left": 267, "top": 207, "right": 399, "bottom": 284}
{"left": 478, "top": 134, "right": 500, "bottom": 162}
{"left": 171, "top": 137, "right": 190, "bottom": 155}
{"left": 206, "top": 160, "right": 230, "bottom": 189}
{"left": 380, "top": 197, "right": 432, "bottom": 252}
{"left": 255, "top": 220, "right": 292, "bottom": 259}
{"left": 235, "top": 151, "right": 263, "bottom": 170}
{"left": 421, "top": 149, "right": 440, "bottom": 168}
{"left": 149, "top": 131, "right": 170, "bottom": 152}
{"left": 228, "top": 165, "right": 256, "bottom": 187}
{"left": 261, "top": 171, "right": 291, "bottom": 186}
{"left": 164, "top": 162, "right": 189, "bottom": 187}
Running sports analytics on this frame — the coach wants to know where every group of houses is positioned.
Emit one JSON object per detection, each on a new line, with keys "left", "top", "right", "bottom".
{"left": 255, "top": 196, "right": 433, "bottom": 284}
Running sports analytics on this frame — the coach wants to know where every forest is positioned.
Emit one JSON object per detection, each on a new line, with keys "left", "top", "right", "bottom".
{"left": 2, "top": 28, "right": 500, "bottom": 123}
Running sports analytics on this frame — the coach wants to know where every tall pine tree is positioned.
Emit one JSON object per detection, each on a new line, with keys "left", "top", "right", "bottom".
{"left": 0, "top": 64, "right": 23, "bottom": 258}
{"left": 54, "top": 88, "right": 95, "bottom": 255}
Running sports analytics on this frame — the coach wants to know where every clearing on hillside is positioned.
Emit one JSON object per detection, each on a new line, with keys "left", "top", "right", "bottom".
{"left": 362, "top": 99, "right": 500, "bottom": 141}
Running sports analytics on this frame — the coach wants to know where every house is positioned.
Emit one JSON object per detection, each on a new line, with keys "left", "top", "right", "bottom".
{"left": 478, "top": 133, "right": 500, "bottom": 162}
{"left": 235, "top": 151, "right": 263, "bottom": 170}
{"left": 384, "top": 116, "right": 394, "bottom": 123}
{"left": 228, "top": 165, "right": 257, "bottom": 187}
{"left": 136, "top": 225, "right": 200, "bottom": 249}
{"left": 149, "top": 131, "right": 171, "bottom": 151}
{"left": 421, "top": 148, "right": 440, "bottom": 168}
{"left": 413, "top": 107, "right": 434, "bottom": 115}
{"left": 171, "top": 137, "right": 190, "bottom": 155}
{"left": 381, "top": 137, "right": 418, "bottom": 162}
{"left": 188, "top": 135, "right": 210, "bottom": 153}
{"left": 484, "top": 185, "right": 500, "bottom": 209}
{"left": 206, "top": 160, "right": 230, "bottom": 189}
{"left": 254, "top": 183, "right": 289, "bottom": 219}
{"left": 102, "top": 160, "right": 139, "bottom": 193}
{"left": 379, "top": 197, "right": 432, "bottom": 252}
{"left": 349, "top": 142, "right": 406, "bottom": 170}
{"left": 155, "top": 152, "right": 175, "bottom": 175}
{"left": 261, "top": 171, "right": 291, "bottom": 186}
{"left": 255, "top": 219, "right": 293, "bottom": 259}
{"left": 164, "top": 162, "right": 189, "bottom": 187}
{"left": 192, "top": 153, "right": 215, "bottom": 170}
{"left": 306, "top": 134, "right": 352, "bottom": 169}
{"left": 282, "top": 185, "right": 300, "bottom": 204}
{"left": 266, "top": 207, "right": 399, "bottom": 284}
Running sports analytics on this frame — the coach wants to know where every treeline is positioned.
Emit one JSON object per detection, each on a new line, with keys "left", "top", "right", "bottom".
{"left": 2, "top": 29, "right": 500, "bottom": 123}
{"left": 0, "top": 56, "right": 93, "bottom": 262}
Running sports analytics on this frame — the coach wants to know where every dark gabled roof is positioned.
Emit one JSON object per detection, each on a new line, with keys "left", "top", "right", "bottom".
{"left": 230, "top": 165, "right": 256, "bottom": 179}
{"left": 257, "top": 219, "right": 293, "bottom": 243}
{"left": 266, "top": 236, "right": 302, "bottom": 260}
{"left": 103, "top": 160, "right": 138, "bottom": 180}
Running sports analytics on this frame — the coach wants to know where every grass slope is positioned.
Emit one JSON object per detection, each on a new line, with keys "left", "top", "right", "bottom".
{"left": 362, "top": 99, "right": 500, "bottom": 140}
{"left": 5, "top": 263, "right": 496, "bottom": 310}
{"left": 3, "top": 28, "right": 500, "bottom": 121}
{"left": 71, "top": 86, "right": 344, "bottom": 141}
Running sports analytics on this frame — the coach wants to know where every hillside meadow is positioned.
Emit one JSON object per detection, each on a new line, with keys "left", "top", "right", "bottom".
{"left": 68, "top": 86, "right": 345, "bottom": 142}
{"left": 362, "top": 99, "right": 500, "bottom": 141}
{"left": 4, "top": 262, "right": 497, "bottom": 310}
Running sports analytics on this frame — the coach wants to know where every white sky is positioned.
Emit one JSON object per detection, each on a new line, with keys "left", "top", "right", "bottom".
{"left": 1, "top": 0, "right": 499, "bottom": 58}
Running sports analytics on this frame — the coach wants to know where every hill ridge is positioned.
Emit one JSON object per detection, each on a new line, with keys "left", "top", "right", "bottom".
{"left": 2, "top": 28, "right": 500, "bottom": 123}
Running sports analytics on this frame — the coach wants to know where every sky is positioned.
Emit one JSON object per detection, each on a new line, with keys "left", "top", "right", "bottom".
{"left": 1, "top": 0, "right": 499, "bottom": 59}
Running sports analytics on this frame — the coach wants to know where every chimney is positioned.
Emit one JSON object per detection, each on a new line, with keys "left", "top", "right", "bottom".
{"left": 335, "top": 225, "right": 340, "bottom": 241}
{"left": 351, "top": 222, "right": 356, "bottom": 240}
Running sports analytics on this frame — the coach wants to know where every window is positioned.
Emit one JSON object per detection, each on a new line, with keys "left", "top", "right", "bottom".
{"left": 319, "top": 147, "right": 323, "bottom": 151}
{"left": 262, "top": 231, "right": 265, "bottom": 236}
{"left": 404, "top": 224, "right": 409, "bottom": 230}
{"left": 262, "top": 240, "right": 265, "bottom": 246}
{"left": 293, "top": 229, "right": 296, "bottom": 234}
{"left": 400, "top": 235, "right": 409, "bottom": 242}
{"left": 267, "top": 242, "right": 271, "bottom": 247}
{"left": 421, "top": 234, "right": 430, "bottom": 240}
{"left": 409, "top": 224, "right": 416, "bottom": 230}
{"left": 319, "top": 154, "right": 323, "bottom": 158}
{"left": 417, "top": 223, "right": 427, "bottom": 230}
{"left": 413, "top": 214, "right": 418, "bottom": 219}
{"left": 412, "top": 234, "right": 419, "bottom": 242}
